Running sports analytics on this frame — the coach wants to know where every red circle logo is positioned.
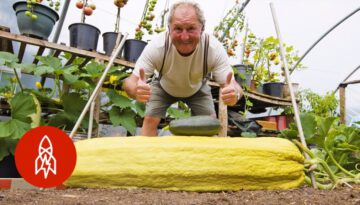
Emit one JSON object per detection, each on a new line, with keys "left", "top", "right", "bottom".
{"left": 15, "top": 126, "right": 77, "bottom": 188}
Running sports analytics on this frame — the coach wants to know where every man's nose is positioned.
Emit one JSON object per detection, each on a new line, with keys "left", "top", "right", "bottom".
{"left": 180, "top": 30, "right": 190, "bottom": 40}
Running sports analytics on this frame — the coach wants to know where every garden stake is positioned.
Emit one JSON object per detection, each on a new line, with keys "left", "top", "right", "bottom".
{"left": 70, "top": 33, "right": 129, "bottom": 139}
{"left": 269, "top": 3, "right": 317, "bottom": 188}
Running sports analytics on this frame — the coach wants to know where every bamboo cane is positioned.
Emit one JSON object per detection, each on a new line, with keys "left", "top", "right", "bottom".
{"left": 269, "top": 3, "right": 317, "bottom": 189}
{"left": 70, "top": 33, "right": 129, "bottom": 139}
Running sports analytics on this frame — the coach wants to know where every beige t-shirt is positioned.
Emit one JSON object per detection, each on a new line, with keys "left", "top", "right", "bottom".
{"left": 133, "top": 32, "right": 231, "bottom": 97}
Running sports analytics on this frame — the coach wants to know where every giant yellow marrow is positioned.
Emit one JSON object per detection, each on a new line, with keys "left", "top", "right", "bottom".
{"left": 65, "top": 136, "right": 304, "bottom": 191}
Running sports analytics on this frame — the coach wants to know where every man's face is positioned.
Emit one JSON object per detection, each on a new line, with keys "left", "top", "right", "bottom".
{"left": 169, "top": 5, "right": 203, "bottom": 56}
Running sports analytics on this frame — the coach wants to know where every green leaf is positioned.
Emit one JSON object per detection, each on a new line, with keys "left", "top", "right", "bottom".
{"left": 85, "top": 62, "right": 104, "bottom": 78}
{"left": 0, "top": 120, "right": 31, "bottom": 140}
{"left": 62, "top": 93, "right": 86, "bottom": 115}
{"left": 48, "top": 93, "right": 91, "bottom": 130}
{"left": 167, "top": 107, "right": 191, "bottom": 119}
{"left": 0, "top": 51, "right": 18, "bottom": 64}
{"left": 278, "top": 129, "right": 298, "bottom": 139}
{"left": 63, "top": 73, "right": 79, "bottom": 84}
{"left": 132, "top": 101, "right": 145, "bottom": 117}
{"left": 318, "top": 117, "right": 337, "bottom": 138}
{"left": 49, "top": 112, "right": 89, "bottom": 130}
{"left": 300, "top": 113, "right": 317, "bottom": 138}
{"left": 63, "top": 65, "right": 79, "bottom": 74}
{"left": 109, "top": 107, "right": 136, "bottom": 135}
{"left": 36, "top": 55, "right": 62, "bottom": 69}
{"left": 70, "top": 80, "right": 90, "bottom": 89}
{"left": 0, "top": 121, "right": 11, "bottom": 138}
{"left": 10, "top": 93, "right": 37, "bottom": 123}
{"left": 34, "top": 65, "right": 54, "bottom": 76}
{"left": 107, "top": 89, "right": 132, "bottom": 109}
{"left": 17, "top": 63, "right": 36, "bottom": 73}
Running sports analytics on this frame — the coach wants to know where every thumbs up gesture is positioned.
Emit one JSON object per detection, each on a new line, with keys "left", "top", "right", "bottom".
{"left": 221, "top": 72, "right": 242, "bottom": 106}
{"left": 136, "top": 68, "right": 151, "bottom": 103}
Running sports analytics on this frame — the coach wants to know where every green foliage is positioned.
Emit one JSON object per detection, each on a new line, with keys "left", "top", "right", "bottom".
{"left": 48, "top": 93, "right": 92, "bottom": 131}
{"left": 279, "top": 113, "right": 360, "bottom": 189}
{"left": 299, "top": 89, "right": 339, "bottom": 117}
{"left": 135, "top": 0, "right": 158, "bottom": 40}
{"left": 213, "top": 2, "right": 245, "bottom": 57}
{"left": 166, "top": 101, "right": 191, "bottom": 120}
{"left": 107, "top": 89, "right": 146, "bottom": 135}
{"left": 0, "top": 92, "right": 41, "bottom": 161}
{"left": 243, "top": 34, "right": 304, "bottom": 85}
{"left": 0, "top": 51, "right": 143, "bottom": 136}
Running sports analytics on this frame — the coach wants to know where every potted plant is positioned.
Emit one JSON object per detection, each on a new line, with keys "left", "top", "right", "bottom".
{"left": 243, "top": 33, "right": 304, "bottom": 97}
{"left": 0, "top": 52, "right": 41, "bottom": 177}
{"left": 12, "top": 0, "right": 60, "bottom": 40}
{"left": 123, "top": 0, "right": 159, "bottom": 63}
{"left": 68, "top": 0, "right": 100, "bottom": 51}
{"left": 102, "top": 0, "right": 128, "bottom": 57}
{"left": 213, "top": 1, "right": 245, "bottom": 57}
{"left": 213, "top": 1, "right": 251, "bottom": 88}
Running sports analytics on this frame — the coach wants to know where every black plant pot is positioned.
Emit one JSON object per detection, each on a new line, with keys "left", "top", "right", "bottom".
{"left": 69, "top": 23, "right": 101, "bottom": 51}
{"left": 13, "top": 1, "right": 59, "bottom": 40}
{"left": 102, "top": 32, "right": 124, "bottom": 57}
{"left": 123, "top": 39, "right": 147, "bottom": 62}
{"left": 263, "top": 82, "right": 284, "bottom": 97}
{"left": 233, "top": 64, "right": 252, "bottom": 87}
{"left": 0, "top": 155, "right": 21, "bottom": 178}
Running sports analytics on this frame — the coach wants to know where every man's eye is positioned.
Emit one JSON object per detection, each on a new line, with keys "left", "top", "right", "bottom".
{"left": 174, "top": 28, "right": 182, "bottom": 33}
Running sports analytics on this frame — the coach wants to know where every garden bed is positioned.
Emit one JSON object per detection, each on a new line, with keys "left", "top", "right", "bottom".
{"left": 0, "top": 185, "right": 359, "bottom": 204}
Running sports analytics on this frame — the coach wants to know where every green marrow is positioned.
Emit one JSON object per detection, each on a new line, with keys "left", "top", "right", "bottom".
{"left": 169, "top": 116, "right": 221, "bottom": 136}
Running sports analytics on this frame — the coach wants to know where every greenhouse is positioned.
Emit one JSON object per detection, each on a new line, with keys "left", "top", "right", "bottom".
{"left": 0, "top": 0, "right": 359, "bottom": 204}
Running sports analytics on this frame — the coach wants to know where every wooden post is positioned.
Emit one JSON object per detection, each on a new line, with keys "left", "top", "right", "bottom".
{"left": 218, "top": 88, "right": 228, "bottom": 137}
{"left": 339, "top": 85, "right": 346, "bottom": 124}
{"left": 90, "top": 58, "right": 103, "bottom": 137}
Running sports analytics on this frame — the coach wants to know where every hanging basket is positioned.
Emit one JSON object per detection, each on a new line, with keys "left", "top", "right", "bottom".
{"left": 13, "top": 1, "right": 59, "bottom": 40}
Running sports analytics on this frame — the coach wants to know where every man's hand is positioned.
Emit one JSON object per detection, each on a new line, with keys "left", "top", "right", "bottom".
{"left": 221, "top": 72, "right": 242, "bottom": 106}
{"left": 136, "top": 68, "right": 151, "bottom": 103}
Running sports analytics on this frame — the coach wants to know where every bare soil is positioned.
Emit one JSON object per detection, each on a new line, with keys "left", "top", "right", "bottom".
{"left": 0, "top": 185, "right": 359, "bottom": 205}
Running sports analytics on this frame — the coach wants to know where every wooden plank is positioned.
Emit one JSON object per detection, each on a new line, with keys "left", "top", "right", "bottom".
{"left": 256, "top": 120, "right": 277, "bottom": 131}
{"left": 0, "top": 30, "right": 135, "bottom": 68}
{"left": 91, "top": 58, "right": 103, "bottom": 137}
{"left": 32, "top": 46, "right": 45, "bottom": 64}
{"left": 17, "top": 42, "right": 26, "bottom": 63}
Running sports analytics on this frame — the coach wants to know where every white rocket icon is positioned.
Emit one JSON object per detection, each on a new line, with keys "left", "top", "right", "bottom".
{"left": 35, "top": 135, "right": 57, "bottom": 179}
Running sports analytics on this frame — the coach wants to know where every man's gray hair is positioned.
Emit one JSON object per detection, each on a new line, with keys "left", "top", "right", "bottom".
{"left": 168, "top": 0, "right": 206, "bottom": 31}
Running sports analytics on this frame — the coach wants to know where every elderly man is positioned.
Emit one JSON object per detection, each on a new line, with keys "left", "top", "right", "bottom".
{"left": 124, "top": 0, "right": 243, "bottom": 136}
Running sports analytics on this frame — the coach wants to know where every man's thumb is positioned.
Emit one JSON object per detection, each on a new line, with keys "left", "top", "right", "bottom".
{"left": 139, "top": 68, "right": 146, "bottom": 82}
{"left": 225, "top": 72, "right": 233, "bottom": 85}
